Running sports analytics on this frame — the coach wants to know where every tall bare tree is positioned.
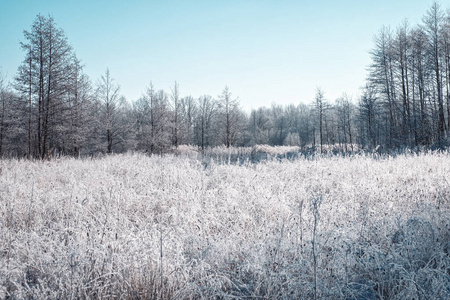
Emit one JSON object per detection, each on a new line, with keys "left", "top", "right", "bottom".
{"left": 218, "top": 86, "right": 244, "bottom": 148}
{"left": 358, "top": 85, "right": 379, "bottom": 150}
{"left": 179, "top": 95, "right": 196, "bottom": 145}
{"left": 336, "top": 94, "right": 354, "bottom": 152}
{"left": 395, "top": 21, "right": 412, "bottom": 145}
{"left": 171, "top": 81, "right": 180, "bottom": 148}
{"left": 96, "top": 68, "right": 123, "bottom": 154}
{"left": 423, "top": 2, "right": 445, "bottom": 141}
{"left": 370, "top": 26, "right": 400, "bottom": 149}
{"left": 0, "top": 71, "right": 7, "bottom": 156}
{"left": 15, "top": 14, "right": 77, "bottom": 158}
{"left": 135, "top": 83, "right": 173, "bottom": 154}
{"left": 195, "top": 95, "right": 217, "bottom": 150}
{"left": 315, "top": 88, "right": 326, "bottom": 153}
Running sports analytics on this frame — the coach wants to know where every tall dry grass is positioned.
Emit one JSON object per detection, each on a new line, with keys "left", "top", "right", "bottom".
{"left": 0, "top": 151, "right": 449, "bottom": 299}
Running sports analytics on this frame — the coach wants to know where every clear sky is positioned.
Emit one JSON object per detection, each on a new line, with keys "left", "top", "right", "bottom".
{"left": 0, "top": 0, "right": 439, "bottom": 111}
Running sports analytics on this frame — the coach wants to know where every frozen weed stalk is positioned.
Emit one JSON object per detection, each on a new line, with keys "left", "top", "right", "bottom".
{"left": 310, "top": 193, "right": 322, "bottom": 300}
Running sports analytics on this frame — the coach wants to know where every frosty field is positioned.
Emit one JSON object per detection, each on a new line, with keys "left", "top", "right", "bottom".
{"left": 1, "top": 152, "right": 449, "bottom": 299}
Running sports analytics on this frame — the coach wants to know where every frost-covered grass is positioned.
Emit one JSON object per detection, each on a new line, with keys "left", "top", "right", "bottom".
{"left": 172, "top": 144, "right": 301, "bottom": 156}
{"left": 1, "top": 152, "right": 449, "bottom": 299}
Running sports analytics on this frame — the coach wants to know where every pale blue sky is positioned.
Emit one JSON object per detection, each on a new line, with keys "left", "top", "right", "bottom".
{"left": 0, "top": 0, "right": 439, "bottom": 110}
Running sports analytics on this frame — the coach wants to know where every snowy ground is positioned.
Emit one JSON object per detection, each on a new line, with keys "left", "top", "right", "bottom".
{"left": 1, "top": 151, "right": 449, "bottom": 299}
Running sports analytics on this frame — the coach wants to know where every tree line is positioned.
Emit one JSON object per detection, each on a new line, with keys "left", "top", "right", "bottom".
{"left": 1, "top": 3, "right": 450, "bottom": 158}
{"left": 363, "top": 2, "right": 450, "bottom": 151}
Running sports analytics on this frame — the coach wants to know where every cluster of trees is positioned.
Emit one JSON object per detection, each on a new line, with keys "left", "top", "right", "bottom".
{"left": 363, "top": 2, "right": 450, "bottom": 150}
{"left": 1, "top": 3, "right": 450, "bottom": 158}
{"left": 0, "top": 15, "right": 249, "bottom": 158}
{"left": 1, "top": 15, "right": 99, "bottom": 159}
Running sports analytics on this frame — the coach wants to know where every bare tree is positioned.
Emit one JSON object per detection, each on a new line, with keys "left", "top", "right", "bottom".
{"left": 443, "top": 12, "right": 450, "bottom": 133}
{"left": 195, "top": 95, "right": 217, "bottom": 150}
{"left": 66, "top": 58, "right": 93, "bottom": 156}
{"left": 1, "top": 70, "right": 28, "bottom": 157}
{"left": 395, "top": 21, "right": 412, "bottom": 145}
{"left": 315, "top": 88, "right": 326, "bottom": 153}
{"left": 135, "top": 83, "right": 173, "bottom": 154}
{"left": 15, "top": 43, "right": 34, "bottom": 157}
{"left": 15, "top": 14, "right": 77, "bottom": 158}
{"left": 218, "top": 86, "right": 244, "bottom": 147}
{"left": 0, "top": 71, "right": 7, "bottom": 156}
{"left": 248, "top": 107, "right": 271, "bottom": 145}
{"left": 359, "top": 85, "right": 379, "bottom": 150}
{"left": 336, "top": 94, "right": 354, "bottom": 152}
{"left": 96, "top": 68, "right": 123, "bottom": 154}
{"left": 269, "top": 103, "right": 287, "bottom": 145}
{"left": 171, "top": 81, "right": 180, "bottom": 148}
{"left": 370, "top": 26, "right": 400, "bottom": 149}
{"left": 179, "top": 95, "right": 196, "bottom": 145}
{"left": 410, "top": 27, "right": 431, "bottom": 146}
{"left": 423, "top": 2, "right": 445, "bottom": 143}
